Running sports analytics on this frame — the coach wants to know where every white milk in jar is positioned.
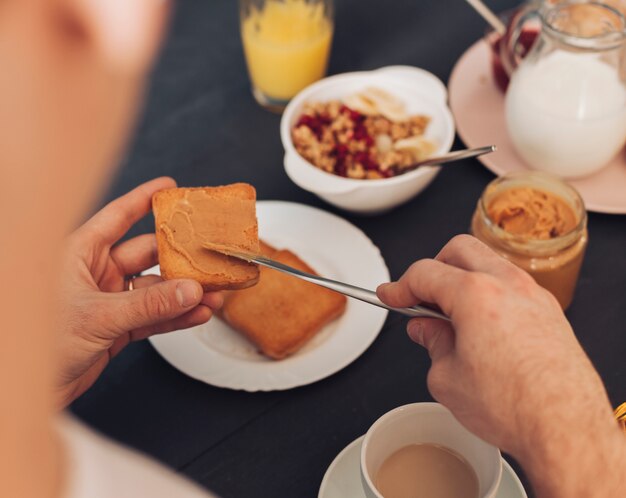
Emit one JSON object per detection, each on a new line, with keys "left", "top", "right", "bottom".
{"left": 505, "top": 50, "right": 626, "bottom": 178}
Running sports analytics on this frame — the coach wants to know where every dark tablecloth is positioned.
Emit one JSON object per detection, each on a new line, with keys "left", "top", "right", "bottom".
{"left": 71, "top": 1, "right": 626, "bottom": 496}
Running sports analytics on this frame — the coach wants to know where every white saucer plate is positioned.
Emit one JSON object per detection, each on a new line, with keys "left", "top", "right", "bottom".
{"left": 148, "top": 201, "right": 390, "bottom": 391}
{"left": 449, "top": 39, "right": 626, "bottom": 215}
{"left": 318, "top": 435, "right": 528, "bottom": 498}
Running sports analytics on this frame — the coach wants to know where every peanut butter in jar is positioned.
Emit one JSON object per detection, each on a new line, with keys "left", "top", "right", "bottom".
{"left": 471, "top": 172, "right": 588, "bottom": 310}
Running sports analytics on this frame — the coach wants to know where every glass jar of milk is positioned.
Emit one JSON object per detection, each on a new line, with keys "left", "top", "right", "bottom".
{"left": 504, "top": 1, "right": 626, "bottom": 178}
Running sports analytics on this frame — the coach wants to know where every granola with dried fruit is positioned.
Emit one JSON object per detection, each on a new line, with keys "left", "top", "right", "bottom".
{"left": 291, "top": 88, "right": 436, "bottom": 179}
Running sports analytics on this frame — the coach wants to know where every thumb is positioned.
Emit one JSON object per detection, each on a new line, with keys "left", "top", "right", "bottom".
{"left": 407, "top": 318, "right": 455, "bottom": 361}
{"left": 108, "top": 279, "right": 203, "bottom": 332}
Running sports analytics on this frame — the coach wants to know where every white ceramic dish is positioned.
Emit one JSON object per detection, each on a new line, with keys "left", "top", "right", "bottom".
{"left": 318, "top": 435, "right": 528, "bottom": 498}
{"left": 281, "top": 66, "right": 455, "bottom": 214}
{"left": 148, "top": 201, "right": 389, "bottom": 391}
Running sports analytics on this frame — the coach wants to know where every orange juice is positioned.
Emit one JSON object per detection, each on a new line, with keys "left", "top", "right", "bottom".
{"left": 241, "top": 0, "right": 333, "bottom": 103}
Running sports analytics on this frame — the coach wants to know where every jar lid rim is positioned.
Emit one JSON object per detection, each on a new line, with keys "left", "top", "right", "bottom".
{"left": 478, "top": 173, "right": 587, "bottom": 251}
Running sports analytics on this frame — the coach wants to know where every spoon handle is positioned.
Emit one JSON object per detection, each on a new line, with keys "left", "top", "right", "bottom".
{"left": 412, "top": 145, "right": 497, "bottom": 169}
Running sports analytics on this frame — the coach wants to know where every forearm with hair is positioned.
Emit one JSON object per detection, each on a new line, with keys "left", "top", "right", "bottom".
{"left": 517, "top": 405, "right": 626, "bottom": 498}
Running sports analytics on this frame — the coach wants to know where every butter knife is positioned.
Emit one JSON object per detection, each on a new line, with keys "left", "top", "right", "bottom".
{"left": 211, "top": 246, "right": 450, "bottom": 321}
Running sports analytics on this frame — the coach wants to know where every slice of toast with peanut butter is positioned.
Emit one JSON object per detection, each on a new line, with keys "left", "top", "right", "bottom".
{"left": 153, "top": 184, "right": 260, "bottom": 291}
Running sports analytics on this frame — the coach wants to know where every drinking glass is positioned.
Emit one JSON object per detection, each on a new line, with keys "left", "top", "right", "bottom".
{"left": 239, "top": 0, "right": 334, "bottom": 112}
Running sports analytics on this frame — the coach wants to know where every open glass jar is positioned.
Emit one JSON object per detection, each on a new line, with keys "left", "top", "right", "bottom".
{"left": 471, "top": 172, "right": 588, "bottom": 310}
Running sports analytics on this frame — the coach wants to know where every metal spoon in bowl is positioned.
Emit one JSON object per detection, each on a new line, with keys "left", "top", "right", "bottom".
{"left": 404, "top": 145, "right": 497, "bottom": 172}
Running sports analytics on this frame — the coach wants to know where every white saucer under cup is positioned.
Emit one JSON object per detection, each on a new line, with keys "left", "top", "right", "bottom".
{"left": 317, "top": 435, "right": 528, "bottom": 498}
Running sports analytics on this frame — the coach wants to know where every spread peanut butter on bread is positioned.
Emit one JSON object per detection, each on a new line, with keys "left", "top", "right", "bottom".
{"left": 153, "top": 184, "right": 260, "bottom": 291}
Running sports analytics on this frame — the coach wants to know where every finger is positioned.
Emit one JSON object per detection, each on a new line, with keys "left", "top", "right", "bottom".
{"left": 377, "top": 259, "right": 465, "bottom": 315}
{"left": 435, "top": 234, "right": 518, "bottom": 277}
{"left": 407, "top": 318, "right": 455, "bottom": 361}
{"left": 110, "top": 234, "right": 158, "bottom": 276}
{"left": 201, "top": 292, "right": 224, "bottom": 310}
{"left": 132, "top": 275, "right": 223, "bottom": 311}
{"left": 129, "top": 304, "right": 213, "bottom": 342}
{"left": 130, "top": 274, "right": 163, "bottom": 288}
{"left": 105, "top": 278, "right": 203, "bottom": 334}
{"left": 84, "top": 177, "right": 176, "bottom": 245}
{"left": 107, "top": 274, "right": 161, "bottom": 293}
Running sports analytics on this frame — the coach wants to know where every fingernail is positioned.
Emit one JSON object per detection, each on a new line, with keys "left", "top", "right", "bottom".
{"left": 176, "top": 281, "right": 200, "bottom": 307}
{"left": 407, "top": 320, "right": 424, "bottom": 346}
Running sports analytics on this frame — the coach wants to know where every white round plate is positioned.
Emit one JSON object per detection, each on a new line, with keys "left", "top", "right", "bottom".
{"left": 318, "top": 435, "right": 528, "bottom": 498}
{"left": 148, "top": 201, "right": 389, "bottom": 391}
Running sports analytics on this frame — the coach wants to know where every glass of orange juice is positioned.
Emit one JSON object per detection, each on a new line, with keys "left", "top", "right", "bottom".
{"left": 240, "top": 0, "right": 334, "bottom": 112}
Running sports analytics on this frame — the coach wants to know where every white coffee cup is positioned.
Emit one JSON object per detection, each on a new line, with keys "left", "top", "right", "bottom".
{"left": 360, "top": 403, "right": 502, "bottom": 498}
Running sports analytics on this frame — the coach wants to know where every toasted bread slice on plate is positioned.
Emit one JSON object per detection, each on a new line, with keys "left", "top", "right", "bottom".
{"left": 220, "top": 242, "right": 347, "bottom": 359}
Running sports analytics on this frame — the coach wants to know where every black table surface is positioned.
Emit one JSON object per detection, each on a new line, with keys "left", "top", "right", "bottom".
{"left": 71, "top": 1, "right": 626, "bottom": 496}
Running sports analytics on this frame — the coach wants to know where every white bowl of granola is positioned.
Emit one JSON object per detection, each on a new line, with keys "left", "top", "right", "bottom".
{"left": 281, "top": 66, "right": 455, "bottom": 214}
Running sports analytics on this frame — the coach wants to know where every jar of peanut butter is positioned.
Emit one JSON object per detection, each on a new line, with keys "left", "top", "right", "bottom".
{"left": 471, "top": 172, "right": 587, "bottom": 310}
